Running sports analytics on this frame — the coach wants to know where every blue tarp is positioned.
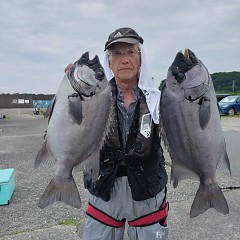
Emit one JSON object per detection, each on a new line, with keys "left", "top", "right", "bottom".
{"left": 32, "top": 100, "right": 52, "bottom": 109}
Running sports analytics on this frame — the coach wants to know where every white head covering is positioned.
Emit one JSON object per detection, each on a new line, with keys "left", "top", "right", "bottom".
{"left": 103, "top": 44, "right": 161, "bottom": 124}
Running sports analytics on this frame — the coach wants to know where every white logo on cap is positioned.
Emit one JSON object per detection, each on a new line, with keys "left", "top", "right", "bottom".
{"left": 114, "top": 32, "right": 122, "bottom": 38}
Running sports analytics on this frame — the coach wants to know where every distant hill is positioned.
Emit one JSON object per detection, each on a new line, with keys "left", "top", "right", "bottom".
{"left": 159, "top": 71, "right": 240, "bottom": 94}
{"left": 211, "top": 71, "right": 240, "bottom": 94}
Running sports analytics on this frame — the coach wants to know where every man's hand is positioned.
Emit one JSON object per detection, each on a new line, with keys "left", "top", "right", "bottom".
{"left": 64, "top": 63, "right": 74, "bottom": 73}
{"left": 170, "top": 49, "right": 198, "bottom": 82}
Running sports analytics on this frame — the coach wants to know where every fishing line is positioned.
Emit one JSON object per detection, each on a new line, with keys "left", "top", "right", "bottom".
{"left": 221, "top": 186, "right": 240, "bottom": 191}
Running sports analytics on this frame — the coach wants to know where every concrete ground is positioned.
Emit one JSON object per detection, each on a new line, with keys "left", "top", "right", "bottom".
{"left": 0, "top": 111, "right": 240, "bottom": 240}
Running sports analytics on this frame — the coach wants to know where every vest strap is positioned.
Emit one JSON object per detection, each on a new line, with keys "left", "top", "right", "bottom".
{"left": 103, "top": 148, "right": 142, "bottom": 169}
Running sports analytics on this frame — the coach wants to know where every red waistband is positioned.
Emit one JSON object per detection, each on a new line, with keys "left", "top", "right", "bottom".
{"left": 128, "top": 199, "right": 169, "bottom": 227}
{"left": 86, "top": 199, "right": 169, "bottom": 228}
{"left": 86, "top": 203, "right": 126, "bottom": 228}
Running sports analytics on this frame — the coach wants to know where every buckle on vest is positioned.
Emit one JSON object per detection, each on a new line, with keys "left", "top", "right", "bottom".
{"left": 116, "top": 150, "right": 128, "bottom": 162}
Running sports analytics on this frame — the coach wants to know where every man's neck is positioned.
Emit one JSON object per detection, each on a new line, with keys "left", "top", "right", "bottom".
{"left": 117, "top": 84, "right": 138, "bottom": 109}
{"left": 116, "top": 78, "right": 138, "bottom": 91}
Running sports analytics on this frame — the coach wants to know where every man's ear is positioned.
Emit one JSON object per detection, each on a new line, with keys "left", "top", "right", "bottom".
{"left": 108, "top": 58, "right": 112, "bottom": 70}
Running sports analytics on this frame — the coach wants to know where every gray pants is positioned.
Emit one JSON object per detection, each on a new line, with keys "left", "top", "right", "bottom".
{"left": 83, "top": 176, "right": 169, "bottom": 240}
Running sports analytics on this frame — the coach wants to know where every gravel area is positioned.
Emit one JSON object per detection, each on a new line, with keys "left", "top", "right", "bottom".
{"left": 0, "top": 113, "right": 240, "bottom": 240}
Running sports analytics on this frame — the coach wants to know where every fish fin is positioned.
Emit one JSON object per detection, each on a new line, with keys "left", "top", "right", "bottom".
{"left": 159, "top": 89, "right": 171, "bottom": 153}
{"left": 190, "top": 182, "right": 229, "bottom": 218}
{"left": 43, "top": 130, "right": 47, "bottom": 140}
{"left": 68, "top": 93, "right": 83, "bottom": 125}
{"left": 97, "top": 86, "right": 116, "bottom": 150}
{"left": 44, "top": 95, "right": 56, "bottom": 119}
{"left": 34, "top": 140, "right": 55, "bottom": 168}
{"left": 199, "top": 96, "right": 211, "bottom": 130}
{"left": 76, "top": 150, "right": 100, "bottom": 183}
{"left": 38, "top": 176, "right": 81, "bottom": 209}
{"left": 217, "top": 146, "right": 231, "bottom": 175}
{"left": 87, "top": 155, "right": 100, "bottom": 183}
{"left": 171, "top": 162, "right": 199, "bottom": 188}
{"left": 159, "top": 119, "right": 168, "bottom": 150}
{"left": 101, "top": 99, "right": 116, "bottom": 146}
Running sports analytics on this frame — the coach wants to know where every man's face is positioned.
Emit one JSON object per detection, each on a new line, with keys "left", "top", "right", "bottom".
{"left": 108, "top": 42, "right": 141, "bottom": 83}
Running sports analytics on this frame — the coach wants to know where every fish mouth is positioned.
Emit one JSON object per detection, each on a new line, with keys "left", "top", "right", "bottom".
{"left": 67, "top": 52, "right": 106, "bottom": 97}
{"left": 76, "top": 52, "right": 105, "bottom": 81}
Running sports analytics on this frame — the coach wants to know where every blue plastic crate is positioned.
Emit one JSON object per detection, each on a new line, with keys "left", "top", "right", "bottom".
{"left": 0, "top": 168, "right": 15, "bottom": 205}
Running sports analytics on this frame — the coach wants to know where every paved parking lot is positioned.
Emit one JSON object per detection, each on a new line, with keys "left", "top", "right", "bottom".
{"left": 221, "top": 116, "right": 240, "bottom": 178}
{"left": 0, "top": 113, "right": 240, "bottom": 240}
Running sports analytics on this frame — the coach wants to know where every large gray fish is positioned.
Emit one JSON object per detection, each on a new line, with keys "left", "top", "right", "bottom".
{"left": 35, "top": 52, "right": 112, "bottom": 209}
{"left": 160, "top": 49, "right": 231, "bottom": 218}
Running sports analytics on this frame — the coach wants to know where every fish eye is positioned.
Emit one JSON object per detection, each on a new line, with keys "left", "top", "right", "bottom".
{"left": 96, "top": 70, "right": 104, "bottom": 80}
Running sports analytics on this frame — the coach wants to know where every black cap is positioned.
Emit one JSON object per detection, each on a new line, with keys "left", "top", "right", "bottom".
{"left": 104, "top": 27, "right": 144, "bottom": 51}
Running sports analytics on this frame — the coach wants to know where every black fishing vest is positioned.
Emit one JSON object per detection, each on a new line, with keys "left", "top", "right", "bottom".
{"left": 83, "top": 79, "right": 168, "bottom": 201}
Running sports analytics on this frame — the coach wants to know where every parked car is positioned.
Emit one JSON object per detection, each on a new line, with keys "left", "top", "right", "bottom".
{"left": 216, "top": 93, "right": 230, "bottom": 102}
{"left": 218, "top": 95, "right": 240, "bottom": 115}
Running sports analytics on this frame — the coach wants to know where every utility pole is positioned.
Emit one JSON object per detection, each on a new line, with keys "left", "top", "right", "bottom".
{"left": 232, "top": 80, "right": 235, "bottom": 93}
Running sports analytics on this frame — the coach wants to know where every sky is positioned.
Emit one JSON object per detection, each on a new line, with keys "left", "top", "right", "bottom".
{"left": 0, "top": 0, "right": 239, "bottom": 94}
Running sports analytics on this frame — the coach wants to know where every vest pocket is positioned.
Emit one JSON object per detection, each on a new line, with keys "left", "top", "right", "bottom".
{"left": 146, "top": 174, "right": 161, "bottom": 197}
{"left": 127, "top": 169, "right": 161, "bottom": 201}
{"left": 83, "top": 163, "right": 119, "bottom": 202}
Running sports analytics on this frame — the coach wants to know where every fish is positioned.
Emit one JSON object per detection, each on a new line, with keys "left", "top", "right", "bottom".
{"left": 160, "top": 49, "right": 231, "bottom": 218}
{"left": 35, "top": 52, "right": 113, "bottom": 209}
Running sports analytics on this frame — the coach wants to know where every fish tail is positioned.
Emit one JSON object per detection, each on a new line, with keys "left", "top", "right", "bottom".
{"left": 34, "top": 140, "right": 55, "bottom": 168}
{"left": 190, "top": 182, "right": 229, "bottom": 218}
{"left": 38, "top": 176, "right": 81, "bottom": 209}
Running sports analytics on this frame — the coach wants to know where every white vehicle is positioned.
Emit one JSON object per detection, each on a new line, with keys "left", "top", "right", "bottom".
{"left": 33, "top": 108, "right": 40, "bottom": 115}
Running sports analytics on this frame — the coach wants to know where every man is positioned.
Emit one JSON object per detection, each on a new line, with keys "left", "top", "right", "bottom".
{"left": 66, "top": 27, "right": 169, "bottom": 240}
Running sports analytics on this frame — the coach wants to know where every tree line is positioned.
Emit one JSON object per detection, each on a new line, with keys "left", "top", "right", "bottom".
{"left": 159, "top": 71, "right": 240, "bottom": 95}
{"left": 211, "top": 71, "right": 240, "bottom": 94}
